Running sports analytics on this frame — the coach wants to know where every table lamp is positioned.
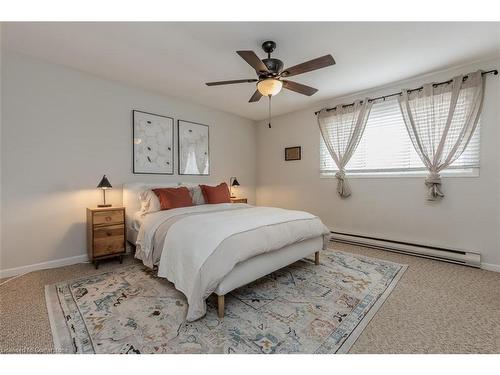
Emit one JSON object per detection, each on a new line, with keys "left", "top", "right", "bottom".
{"left": 97, "top": 175, "right": 112, "bottom": 207}
{"left": 230, "top": 177, "right": 240, "bottom": 198}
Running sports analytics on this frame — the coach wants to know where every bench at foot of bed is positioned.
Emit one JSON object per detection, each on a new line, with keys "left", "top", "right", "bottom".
{"left": 216, "top": 251, "right": 320, "bottom": 319}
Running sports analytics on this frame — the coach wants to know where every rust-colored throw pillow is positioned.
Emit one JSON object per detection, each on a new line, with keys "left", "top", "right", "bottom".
{"left": 199, "top": 183, "right": 231, "bottom": 204}
{"left": 152, "top": 187, "right": 193, "bottom": 210}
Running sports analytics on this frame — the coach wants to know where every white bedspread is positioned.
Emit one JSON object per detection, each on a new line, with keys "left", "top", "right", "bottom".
{"left": 137, "top": 204, "right": 329, "bottom": 321}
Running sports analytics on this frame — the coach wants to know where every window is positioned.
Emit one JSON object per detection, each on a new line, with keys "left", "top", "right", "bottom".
{"left": 320, "top": 99, "right": 480, "bottom": 177}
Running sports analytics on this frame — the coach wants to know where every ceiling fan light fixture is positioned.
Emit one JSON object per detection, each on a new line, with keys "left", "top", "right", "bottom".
{"left": 257, "top": 78, "right": 282, "bottom": 96}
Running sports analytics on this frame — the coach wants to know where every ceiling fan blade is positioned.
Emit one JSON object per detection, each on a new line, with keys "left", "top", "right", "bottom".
{"left": 281, "top": 55, "right": 335, "bottom": 77}
{"left": 206, "top": 79, "right": 258, "bottom": 86}
{"left": 282, "top": 80, "right": 318, "bottom": 96}
{"left": 249, "top": 90, "right": 263, "bottom": 102}
{"left": 237, "top": 51, "right": 269, "bottom": 73}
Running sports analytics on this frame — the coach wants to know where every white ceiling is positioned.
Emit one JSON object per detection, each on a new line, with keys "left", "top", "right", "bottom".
{"left": 3, "top": 22, "right": 500, "bottom": 120}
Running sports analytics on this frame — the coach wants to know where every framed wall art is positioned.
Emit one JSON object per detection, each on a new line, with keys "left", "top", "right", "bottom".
{"left": 285, "top": 146, "right": 301, "bottom": 161}
{"left": 177, "top": 119, "right": 210, "bottom": 175}
{"left": 133, "top": 110, "right": 174, "bottom": 174}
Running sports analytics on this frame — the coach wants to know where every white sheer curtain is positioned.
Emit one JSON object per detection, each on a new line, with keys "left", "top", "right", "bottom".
{"left": 317, "top": 99, "right": 372, "bottom": 197}
{"left": 399, "top": 70, "right": 485, "bottom": 200}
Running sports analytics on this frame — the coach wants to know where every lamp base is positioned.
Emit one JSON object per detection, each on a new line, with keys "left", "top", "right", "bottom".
{"left": 97, "top": 204, "right": 112, "bottom": 208}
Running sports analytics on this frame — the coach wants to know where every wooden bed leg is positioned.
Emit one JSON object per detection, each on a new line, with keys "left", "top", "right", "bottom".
{"left": 217, "top": 295, "right": 225, "bottom": 319}
{"left": 315, "top": 251, "right": 320, "bottom": 265}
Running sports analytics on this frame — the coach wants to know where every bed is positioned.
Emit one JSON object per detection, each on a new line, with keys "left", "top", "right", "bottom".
{"left": 123, "top": 182, "right": 330, "bottom": 321}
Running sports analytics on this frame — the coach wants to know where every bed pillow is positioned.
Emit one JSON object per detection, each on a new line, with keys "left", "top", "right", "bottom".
{"left": 199, "top": 183, "right": 231, "bottom": 204}
{"left": 139, "top": 189, "right": 162, "bottom": 214}
{"left": 187, "top": 185, "right": 206, "bottom": 205}
{"left": 152, "top": 186, "right": 194, "bottom": 210}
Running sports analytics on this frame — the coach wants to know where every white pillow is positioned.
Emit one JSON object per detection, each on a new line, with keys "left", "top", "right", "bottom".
{"left": 188, "top": 185, "right": 206, "bottom": 205}
{"left": 181, "top": 183, "right": 208, "bottom": 205}
{"left": 139, "top": 189, "right": 161, "bottom": 214}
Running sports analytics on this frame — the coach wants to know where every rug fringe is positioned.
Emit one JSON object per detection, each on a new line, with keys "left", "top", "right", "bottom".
{"left": 45, "top": 284, "right": 74, "bottom": 354}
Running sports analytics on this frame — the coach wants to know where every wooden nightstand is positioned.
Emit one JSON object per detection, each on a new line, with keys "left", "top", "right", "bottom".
{"left": 86, "top": 207, "right": 126, "bottom": 269}
{"left": 230, "top": 198, "right": 247, "bottom": 204}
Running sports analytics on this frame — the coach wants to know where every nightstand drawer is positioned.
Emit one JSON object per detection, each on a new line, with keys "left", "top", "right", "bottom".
{"left": 93, "top": 224, "right": 124, "bottom": 239}
{"left": 94, "top": 236, "right": 125, "bottom": 257}
{"left": 93, "top": 210, "right": 124, "bottom": 225}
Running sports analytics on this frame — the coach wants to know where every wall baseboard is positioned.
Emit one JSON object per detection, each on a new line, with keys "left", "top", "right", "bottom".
{"left": 0, "top": 254, "right": 89, "bottom": 279}
{"left": 481, "top": 262, "right": 500, "bottom": 273}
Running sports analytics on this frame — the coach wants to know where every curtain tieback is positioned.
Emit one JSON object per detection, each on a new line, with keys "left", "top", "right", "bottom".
{"left": 334, "top": 170, "right": 346, "bottom": 180}
{"left": 334, "top": 170, "right": 351, "bottom": 198}
{"left": 425, "top": 172, "right": 444, "bottom": 200}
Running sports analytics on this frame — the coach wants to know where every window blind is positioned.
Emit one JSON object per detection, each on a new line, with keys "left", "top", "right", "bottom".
{"left": 320, "top": 98, "right": 480, "bottom": 176}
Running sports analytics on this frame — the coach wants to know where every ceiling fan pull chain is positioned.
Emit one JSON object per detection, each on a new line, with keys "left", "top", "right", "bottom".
{"left": 268, "top": 95, "right": 272, "bottom": 128}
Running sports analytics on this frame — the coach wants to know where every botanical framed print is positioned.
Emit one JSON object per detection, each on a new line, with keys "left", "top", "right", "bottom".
{"left": 285, "top": 146, "right": 301, "bottom": 161}
{"left": 177, "top": 119, "right": 210, "bottom": 175}
{"left": 133, "top": 110, "right": 174, "bottom": 174}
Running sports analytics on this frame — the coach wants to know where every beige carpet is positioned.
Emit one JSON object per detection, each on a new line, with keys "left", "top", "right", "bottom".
{"left": 1, "top": 243, "right": 499, "bottom": 354}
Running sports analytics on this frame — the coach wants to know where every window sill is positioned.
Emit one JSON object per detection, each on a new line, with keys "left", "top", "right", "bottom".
{"left": 320, "top": 169, "right": 480, "bottom": 179}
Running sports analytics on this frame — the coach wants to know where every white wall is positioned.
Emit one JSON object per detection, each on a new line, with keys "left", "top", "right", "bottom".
{"left": 256, "top": 58, "right": 500, "bottom": 270}
{"left": 0, "top": 50, "right": 257, "bottom": 273}
{"left": 2, "top": 48, "right": 499, "bottom": 275}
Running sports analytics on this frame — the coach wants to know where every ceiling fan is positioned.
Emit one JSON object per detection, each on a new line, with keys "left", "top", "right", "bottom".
{"left": 205, "top": 41, "right": 336, "bottom": 102}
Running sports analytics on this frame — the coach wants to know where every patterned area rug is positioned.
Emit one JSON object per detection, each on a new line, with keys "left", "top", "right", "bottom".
{"left": 45, "top": 249, "right": 406, "bottom": 353}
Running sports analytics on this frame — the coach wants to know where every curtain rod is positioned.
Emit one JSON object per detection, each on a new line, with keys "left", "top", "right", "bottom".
{"left": 314, "top": 69, "right": 498, "bottom": 115}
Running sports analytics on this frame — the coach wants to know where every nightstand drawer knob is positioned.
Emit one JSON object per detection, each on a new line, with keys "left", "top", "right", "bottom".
{"left": 105, "top": 216, "right": 112, "bottom": 222}
{"left": 106, "top": 231, "right": 112, "bottom": 236}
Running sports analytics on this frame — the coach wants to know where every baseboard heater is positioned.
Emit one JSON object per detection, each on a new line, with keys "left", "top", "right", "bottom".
{"left": 330, "top": 231, "right": 481, "bottom": 268}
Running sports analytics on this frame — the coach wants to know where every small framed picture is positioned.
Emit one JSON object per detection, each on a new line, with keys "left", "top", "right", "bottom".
{"left": 285, "top": 146, "right": 301, "bottom": 161}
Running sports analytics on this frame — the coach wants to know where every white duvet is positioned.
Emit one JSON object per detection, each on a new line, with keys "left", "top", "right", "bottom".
{"left": 136, "top": 203, "right": 329, "bottom": 321}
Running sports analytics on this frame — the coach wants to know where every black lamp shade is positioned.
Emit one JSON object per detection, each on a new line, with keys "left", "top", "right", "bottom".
{"left": 231, "top": 177, "right": 240, "bottom": 187}
{"left": 97, "top": 175, "right": 112, "bottom": 189}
